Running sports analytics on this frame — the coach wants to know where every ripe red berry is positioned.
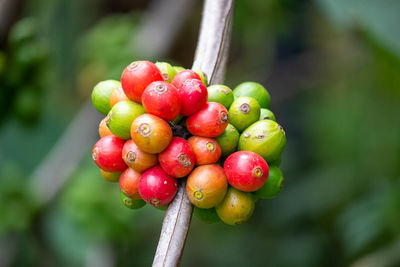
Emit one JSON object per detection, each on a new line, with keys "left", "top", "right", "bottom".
{"left": 158, "top": 137, "right": 195, "bottom": 178}
{"left": 122, "top": 140, "right": 158, "bottom": 173}
{"left": 171, "top": 69, "right": 201, "bottom": 89}
{"left": 188, "top": 136, "right": 221, "bottom": 165}
{"left": 92, "top": 135, "right": 126, "bottom": 172}
{"left": 139, "top": 166, "right": 178, "bottom": 207}
{"left": 178, "top": 79, "right": 208, "bottom": 116}
{"left": 224, "top": 151, "right": 269, "bottom": 192}
{"left": 121, "top": 61, "right": 163, "bottom": 103}
{"left": 142, "top": 81, "right": 181, "bottom": 121}
{"left": 131, "top": 114, "right": 173, "bottom": 154}
{"left": 119, "top": 168, "right": 142, "bottom": 200}
{"left": 186, "top": 102, "right": 229, "bottom": 137}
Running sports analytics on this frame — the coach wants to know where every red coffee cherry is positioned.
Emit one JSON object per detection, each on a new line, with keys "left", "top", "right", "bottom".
{"left": 121, "top": 61, "right": 163, "bottom": 103}
{"left": 119, "top": 168, "right": 142, "bottom": 200}
{"left": 139, "top": 166, "right": 178, "bottom": 207}
{"left": 186, "top": 102, "right": 229, "bottom": 137}
{"left": 178, "top": 79, "right": 208, "bottom": 116}
{"left": 158, "top": 137, "right": 195, "bottom": 178}
{"left": 188, "top": 136, "right": 221, "bottom": 165}
{"left": 224, "top": 151, "right": 269, "bottom": 192}
{"left": 122, "top": 140, "right": 158, "bottom": 173}
{"left": 92, "top": 135, "right": 126, "bottom": 172}
{"left": 171, "top": 69, "right": 201, "bottom": 89}
{"left": 142, "top": 81, "right": 181, "bottom": 121}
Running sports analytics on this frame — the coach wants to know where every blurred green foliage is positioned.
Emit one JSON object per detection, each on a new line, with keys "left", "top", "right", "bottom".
{"left": 1, "top": 0, "right": 400, "bottom": 266}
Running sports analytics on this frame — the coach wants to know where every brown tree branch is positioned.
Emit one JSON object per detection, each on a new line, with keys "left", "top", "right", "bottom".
{"left": 152, "top": 1, "right": 234, "bottom": 266}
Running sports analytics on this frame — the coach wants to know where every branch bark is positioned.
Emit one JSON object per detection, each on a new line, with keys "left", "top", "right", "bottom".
{"left": 152, "top": 1, "right": 234, "bottom": 266}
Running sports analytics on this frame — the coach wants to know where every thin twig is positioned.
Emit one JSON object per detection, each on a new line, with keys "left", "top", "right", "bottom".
{"left": 152, "top": 1, "right": 234, "bottom": 266}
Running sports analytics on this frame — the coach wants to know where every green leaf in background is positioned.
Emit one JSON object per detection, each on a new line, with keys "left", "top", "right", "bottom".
{"left": 316, "top": 0, "right": 400, "bottom": 58}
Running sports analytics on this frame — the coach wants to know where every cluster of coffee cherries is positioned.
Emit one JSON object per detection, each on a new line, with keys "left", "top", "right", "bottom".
{"left": 91, "top": 60, "right": 286, "bottom": 225}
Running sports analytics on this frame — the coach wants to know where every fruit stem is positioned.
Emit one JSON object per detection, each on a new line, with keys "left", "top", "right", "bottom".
{"left": 153, "top": 1, "right": 234, "bottom": 266}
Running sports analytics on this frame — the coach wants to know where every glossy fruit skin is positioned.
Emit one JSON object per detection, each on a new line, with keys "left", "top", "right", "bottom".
{"left": 224, "top": 151, "right": 269, "bottom": 192}
{"left": 233, "top": 81, "right": 271, "bottom": 109}
{"left": 238, "top": 120, "right": 286, "bottom": 163}
{"left": 106, "top": 100, "right": 145, "bottom": 139}
{"left": 216, "top": 187, "right": 255, "bottom": 225}
{"left": 215, "top": 123, "right": 240, "bottom": 157}
{"left": 110, "top": 85, "right": 129, "bottom": 108}
{"left": 92, "top": 80, "right": 121, "bottom": 115}
{"left": 156, "top": 62, "right": 177, "bottom": 83}
{"left": 188, "top": 136, "right": 221, "bottom": 165}
{"left": 92, "top": 135, "right": 126, "bottom": 172}
{"left": 253, "top": 166, "right": 284, "bottom": 199}
{"left": 121, "top": 61, "right": 163, "bottom": 103}
{"left": 119, "top": 167, "right": 142, "bottom": 199}
{"left": 186, "top": 164, "right": 227, "bottom": 208}
{"left": 207, "top": 84, "right": 234, "bottom": 109}
{"left": 178, "top": 79, "right": 208, "bottom": 116}
{"left": 259, "top": 108, "right": 276, "bottom": 121}
{"left": 131, "top": 114, "right": 173, "bottom": 154}
{"left": 158, "top": 137, "right": 195, "bottom": 178}
{"left": 142, "top": 81, "right": 181, "bottom": 121}
{"left": 122, "top": 140, "right": 158, "bottom": 173}
{"left": 171, "top": 69, "right": 201, "bottom": 89}
{"left": 193, "top": 69, "right": 208, "bottom": 86}
{"left": 121, "top": 192, "right": 146, "bottom": 209}
{"left": 139, "top": 166, "right": 178, "bottom": 207}
{"left": 186, "top": 102, "right": 229, "bottom": 137}
{"left": 99, "top": 118, "right": 113, "bottom": 138}
{"left": 229, "top": 96, "right": 260, "bottom": 132}
{"left": 193, "top": 207, "right": 221, "bottom": 224}
{"left": 100, "top": 169, "right": 121, "bottom": 183}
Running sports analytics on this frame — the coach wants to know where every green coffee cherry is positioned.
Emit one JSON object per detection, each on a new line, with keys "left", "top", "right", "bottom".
{"left": 121, "top": 192, "right": 146, "bottom": 209}
{"left": 216, "top": 123, "right": 239, "bottom": 157}
{"left": 173, "top": 66, "right": 185, "bottom": 73}
{"left": 91, "top": 80, "right": 120, "bottom": 115}
{"left": 193, "top": 70, "right": 208, "bottom": 86}
{"left": 238, "top": 119, "right": 286, "bottom": 163}
{"left": 207, "top": 85, "right": 234, "bottom": 109}
{"left": 106, "top": 100, "right": 145, "bottom": 139}
{"left": 156, "top": 62, "right": 177, "bottom": 83}
{"left": 216, "top": 187, "right": 255, "bottom": 225}
{"left": 228, "top": 96, "right": 260, "bottom": 132}
{"left": 253, "top": 166, "right": 284, "bottom": 199}
{"left": 233, "top": 81, "right": 271, "bottom": 109}
{"left": 193, "top": 207, "right": 221, "bottom": 224}
{"left": 259, "top": 108, "right": 276, "bottom": 121}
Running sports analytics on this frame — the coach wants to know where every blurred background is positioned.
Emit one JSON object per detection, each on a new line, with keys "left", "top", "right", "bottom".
{"left": 1, "top": 0, "right": 400, "bottom": 266}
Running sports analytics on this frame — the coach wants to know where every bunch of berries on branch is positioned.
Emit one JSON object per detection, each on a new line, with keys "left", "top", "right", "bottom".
{"left": 91, "top": 60, "right": 286, "bottom": 225}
